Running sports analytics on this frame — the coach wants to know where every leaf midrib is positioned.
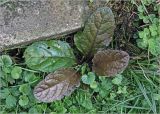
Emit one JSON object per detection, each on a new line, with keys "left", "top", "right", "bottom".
{"left": 87, "top": 12, "right": 105, "bottom": 56}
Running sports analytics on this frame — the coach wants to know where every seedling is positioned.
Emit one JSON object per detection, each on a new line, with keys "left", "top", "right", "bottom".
{"left": 24, "top": 7, "right": 130, "bottom": 102}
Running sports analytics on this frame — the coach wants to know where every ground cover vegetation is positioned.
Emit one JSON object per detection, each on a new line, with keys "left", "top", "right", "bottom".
{"left": 0, "top": 0, "right": 160, "bottom": 113}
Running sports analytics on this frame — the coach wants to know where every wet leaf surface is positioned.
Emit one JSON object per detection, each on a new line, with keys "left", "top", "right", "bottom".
{"left": 34, "top": 68, "right": 81, "bottom": 102}
{"left": 92, "top": 50, "right": 129, "bottom": 77}
{"left": 24, "top": 40, "right": 76, "bottom": 72}
{"left": 74, "top": 7, "right": 115, "bottom": 56}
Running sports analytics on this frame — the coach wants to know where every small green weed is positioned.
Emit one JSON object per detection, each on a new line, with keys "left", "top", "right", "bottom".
{"left": 0, "top": 55, "right": 41, "bottom": 113}
{"left": 0, "top": 1, "right": 160, "bottom": 113}
{"left": 132, "top": 0, "right": 160, "bottom": 56}
{"left": 0, "top": 55, "right": 159, "bottom": 113}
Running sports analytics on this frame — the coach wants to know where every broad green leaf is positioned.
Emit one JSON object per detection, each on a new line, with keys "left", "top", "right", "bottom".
{"left": 0, "top": 55, "right": 12, "bottom": 67}
{"left": 24, "top": 40, "right": 76, "bottom": 72}
{"left": 11, "top": 66, "right": 22, "bottom": 79}
{"left": 92, "top": 50, "right": 130, "bottom": 77}
{"left": 34, "top": 68, "right": 81, "bottom": 102}
{"left": 74, "top": 7, "right": 115, "bottom": 56}
{"left": 5, "top": 95, "right": 17, "bottom": 108}
{"left": 19, "top": 95, "right": 29, "bottom": 107}
{"left": 81, "top": 72, "right": 95, "bottom": 85}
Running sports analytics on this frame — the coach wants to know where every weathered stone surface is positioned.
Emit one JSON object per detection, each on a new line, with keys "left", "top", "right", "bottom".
{"left": 0, "top": 0, "right": 86, "bottom": 51}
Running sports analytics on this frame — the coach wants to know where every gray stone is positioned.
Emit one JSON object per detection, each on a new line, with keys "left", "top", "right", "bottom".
{"left": 0, "top": 0, "right": 86, "bottom": 51}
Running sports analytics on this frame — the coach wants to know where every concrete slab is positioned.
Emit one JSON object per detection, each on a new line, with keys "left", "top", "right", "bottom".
{"left": 0, "top": 0, "right": 86, "bottom": 51}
